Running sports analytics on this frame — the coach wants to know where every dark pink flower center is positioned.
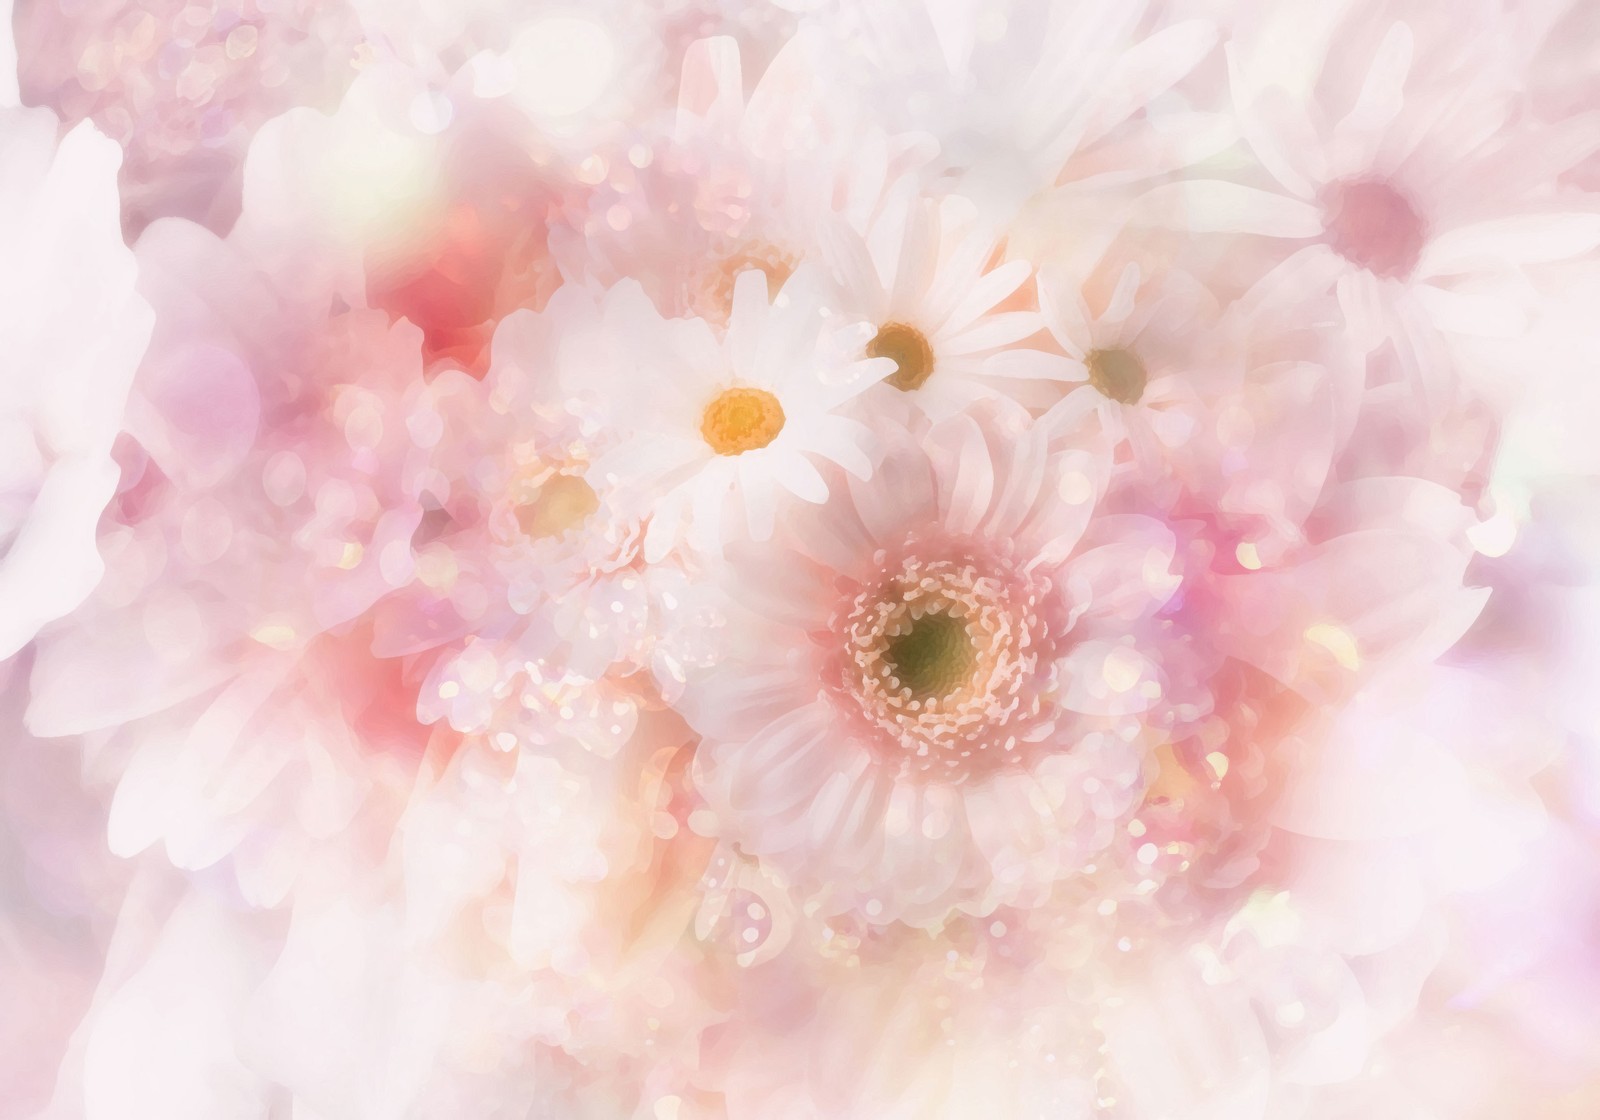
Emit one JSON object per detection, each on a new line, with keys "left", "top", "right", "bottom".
{"left": 1321, "top": 177, "right": 1426, "bottom": 278}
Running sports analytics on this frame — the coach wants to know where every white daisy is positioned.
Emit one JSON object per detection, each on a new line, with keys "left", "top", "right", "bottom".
{"left": 821, "top": 185, "right": 1045, "bottom": 419}
{"left": 1141, "top": 3, "right": 1600, "bottom": 392}
{"left": 577, "top": 267, "right": 891, "bottom": 560}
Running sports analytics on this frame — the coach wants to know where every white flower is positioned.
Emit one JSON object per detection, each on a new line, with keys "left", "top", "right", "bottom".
{"left": 796, "top": 0, "right": 1225, "bottom": 221}
{"left": 822, "top": 186, "right": 1044, "bottom": 418}
{"left": 577, "top": 268, "right": 891, "bottom": 560}
{"left": 1144, "top": 4, "right": 1600, "bottom": 388}
{"left": 0, "top": 106, "right": 152, "bottom": 658}
{"left": 682, "top": 405, "right": 1187, "bottom": 925}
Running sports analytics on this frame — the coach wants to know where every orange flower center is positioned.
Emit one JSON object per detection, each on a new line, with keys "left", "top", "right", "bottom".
{"left": 869, "top": 322, "right": 936, "bottom": 391}
{"left": 514, "top": 472, "right": 599, "bottom": 540}
{"left": 701, "top": 387, "right": 786, "bottom": 455}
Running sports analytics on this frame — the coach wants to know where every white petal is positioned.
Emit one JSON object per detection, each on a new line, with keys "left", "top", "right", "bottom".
{"left": 1418, "top": 212, "right": 1600, "bottom": 277}
{"left": 1136, "top": 181, "right": 1323, "bottom": 237}
{"left": 982, "top": 347, "right": 1086, "bottom": 382}
{"left": 929, "top": 413, "right": 995, "bottom": 538}
{"left": 1414, "top": 284, "right": 1527, "bottom": 338}
{"left": 940, "top": 311, "right": 1043, "bottom": 356}
{"left": 1331, "top": 21, "right": 1413, "bottom": 169}
{"left": 776, "top": 452, "right": 829, "bottom": 504}
{"left": 1335, "top": 267, "right": 1387, "bottom": 354}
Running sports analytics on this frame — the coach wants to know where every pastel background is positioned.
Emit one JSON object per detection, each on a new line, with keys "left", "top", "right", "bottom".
{"left": 3, "top": 1, "right": 1600, "bottom": 1117}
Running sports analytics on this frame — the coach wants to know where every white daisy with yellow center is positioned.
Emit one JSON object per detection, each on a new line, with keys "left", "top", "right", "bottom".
{"left": 577, "top": 267, "right": 893, "bottom": 561}
{"left": 822, "top": 186, "right": 1046, "bottom": 420}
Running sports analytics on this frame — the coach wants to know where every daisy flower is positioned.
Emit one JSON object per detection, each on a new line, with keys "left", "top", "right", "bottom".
{"left": 1030, "top": 259, "right": 1227, "bottom": 472}
{"left": 682, "top": 404, "right": 1185, "bottom": 925}
{"left": 577, "top": 267, "right": 891, "bottom": 561}
{"left": 1012, "top": 239, "right": 1370, "bottom": 569}
{"left": 1145, "top": 2, "right": 1600, "bottom": 386}
{"left": 377, "top": 286, "right": 717, "bottom": 703}
{"left": 822, "top": 185, "right": 1045, "bottom": 419}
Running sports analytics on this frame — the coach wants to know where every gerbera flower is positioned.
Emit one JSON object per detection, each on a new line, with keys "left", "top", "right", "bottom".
{"left": 576, "top": 268, "right": 891, "bottom": 560}
{"left": 682, "top": 404, "right": 1184, "bottom": 925}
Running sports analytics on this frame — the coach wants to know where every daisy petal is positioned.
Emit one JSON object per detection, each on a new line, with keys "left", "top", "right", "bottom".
{"left": 1418, "top": 212, "right": 1600, "bottom": 277}
{"left": 1136, "top": 181, "right": 1324, "bottom": 237}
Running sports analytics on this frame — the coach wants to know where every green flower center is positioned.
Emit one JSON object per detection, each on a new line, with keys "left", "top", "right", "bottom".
{"left": 884, "top": 611, "right": 977, "bottom": 699}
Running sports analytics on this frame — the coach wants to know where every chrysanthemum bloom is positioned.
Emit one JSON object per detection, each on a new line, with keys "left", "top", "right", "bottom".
{"left": 575, "top": 268, "right": 892, "bottom": 561}
{"left": 683, "top": 404, "right": 1187, "bottom": 925}
{"left": 0, "top": 97, "right": 152, "bottom": 659}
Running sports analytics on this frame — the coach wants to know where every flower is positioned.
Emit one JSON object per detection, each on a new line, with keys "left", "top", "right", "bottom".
{"left": 683, "top": 404, "right": 1187, "bottom": 925}
{"left": 576, "top": 268, "right": 891, "bottom": 560}
{"left": 23, "top": 170, "right": 431, "bottom": 902}
{"left": 0, "top": 105, "right": 152, "bottom": 659}
{"left": 821, "top": 186, "right": 1047, "bottom": 418}
{"left": 1144, "top": 1, "right": 1600, "bottom": 385}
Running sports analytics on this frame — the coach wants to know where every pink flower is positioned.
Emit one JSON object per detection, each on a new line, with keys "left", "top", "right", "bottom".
{"left": 683, "top": 404, "right": 1188, "bottom": 924}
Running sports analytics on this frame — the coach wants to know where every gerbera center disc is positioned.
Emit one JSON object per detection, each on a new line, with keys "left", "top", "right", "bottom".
{"left": 836, "top": 552, "right": 1053, "bottom": 779}
{"left": 884, "top": 611, "right": 978, "bottom": 698}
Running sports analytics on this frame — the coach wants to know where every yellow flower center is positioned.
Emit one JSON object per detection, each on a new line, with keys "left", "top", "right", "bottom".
{"left": 701, "top": 387, "right": 786, "bottom": 455}
{"left": 515, "top": 472, "right": 600, "bottom": 540}
{"left": 868, "top": 322, "right": 936, "bottom": 391}
{"left": 693, "top": 243, "right": 799, "bottom": 325}
{"left": 1086, "top": 347, "right": 1147, "bottom": 405}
